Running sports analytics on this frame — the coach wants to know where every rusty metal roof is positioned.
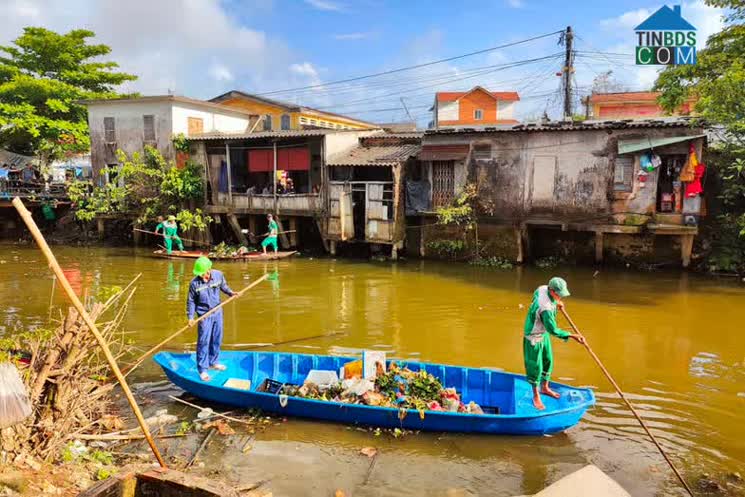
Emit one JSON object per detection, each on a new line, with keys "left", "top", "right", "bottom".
{"left": 427, "top": 117, "right": 700, "bottom": 135}
{"left": 327, "top": 143, "right": 421, "bottom": 167}
{"left": 188, "top": 129, "right": 378, "bottom": 141}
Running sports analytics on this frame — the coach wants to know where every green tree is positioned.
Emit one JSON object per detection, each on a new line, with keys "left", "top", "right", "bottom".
{"left": 655, "top": 0, "right": 745, "bottom": 271}
{"left": 0, "top": 27, "right": 136, "bottom": 162}
{"left": 67, "top": 146, "right": 211, "bottom": 231}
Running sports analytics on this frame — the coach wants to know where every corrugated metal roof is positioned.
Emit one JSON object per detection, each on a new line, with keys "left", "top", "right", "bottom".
{"left": 188, "top": 129, "right": 378, "bottom": 141}
{"left": 426, "top": 117, "right": 700, "bottom": 135}
{"left": 327, "top": 143, "right": 421, "bottom": 167}
{"left": 618, "top": 134, "right": 706, "bottom": 154}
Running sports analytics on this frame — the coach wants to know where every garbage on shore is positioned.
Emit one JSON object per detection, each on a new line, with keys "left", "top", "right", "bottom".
{"left": 0, "top": 285, "right": 138, "bottom": 465}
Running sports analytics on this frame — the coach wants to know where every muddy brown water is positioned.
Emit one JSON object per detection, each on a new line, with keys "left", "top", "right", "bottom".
{"left": 1, "top": 245, "right": 743, "bottom": 496}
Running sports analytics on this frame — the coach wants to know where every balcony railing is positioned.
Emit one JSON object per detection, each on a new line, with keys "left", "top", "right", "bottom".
{"left": 214, "top": 192, "right": 321, "bottom": 214}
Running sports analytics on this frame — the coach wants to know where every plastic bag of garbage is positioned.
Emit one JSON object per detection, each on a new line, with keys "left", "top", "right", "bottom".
{"left": 342, "top": 378, "right": 374, "bottom": 396}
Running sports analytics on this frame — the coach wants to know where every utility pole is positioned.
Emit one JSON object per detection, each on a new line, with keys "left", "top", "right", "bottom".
{"left": 562, "top": 26, "right": 574, "bottom": 120}
{"left": 400, "top": 97, "right": 414, "bottom": 122}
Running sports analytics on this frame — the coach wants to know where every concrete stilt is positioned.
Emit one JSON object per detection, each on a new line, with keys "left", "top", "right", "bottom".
{"left": 248, "top": 215, "right": 257, "bottom": 244}
{"left": 226, "top": 213, "right": 248, "bottom": 246}
{"left": 329, "top": 240, "right": 337, "bottom": 256}
{"left": 515, "top": 226, "right": 524, "bottom": 263}
{"left": 97, "top": 218, "right": 105, "bottom": 240}
{"left": 595, "top": 231, "right": 604, "bottom": 264}
{"left": 391, "top": 243, "right": 398, "bottom": 261}
{"left": 289, "top": 217, "right": 298, "bottom": 247}
{"left": 680, "top": 234, "right": 694, "bottom": 268}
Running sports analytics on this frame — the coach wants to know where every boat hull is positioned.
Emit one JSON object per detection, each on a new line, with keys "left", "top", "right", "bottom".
{"left": 151, "top": 250, "right": 297, "bottom": 261}
{"left": 154, "top": 351, "right": 594, "bottom": 435}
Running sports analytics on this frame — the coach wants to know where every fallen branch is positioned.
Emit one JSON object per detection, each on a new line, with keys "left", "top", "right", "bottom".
{"left": 168, "top": 395, "right": 255, "bottom": 426}
{"left": 186, "top": 428, "right": 215, "bottom": 468}
{"left": 73, "top": 433, "right": 186, "bottom": 441}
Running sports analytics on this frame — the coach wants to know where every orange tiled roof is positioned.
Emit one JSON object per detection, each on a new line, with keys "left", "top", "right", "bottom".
{"left": 436, "top": 90, "right": 520, "bottom": 102}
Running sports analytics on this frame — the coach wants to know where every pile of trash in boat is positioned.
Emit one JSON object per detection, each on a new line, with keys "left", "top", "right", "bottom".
{"left": 258, "top": 351, "right": 485, "bottom": 416}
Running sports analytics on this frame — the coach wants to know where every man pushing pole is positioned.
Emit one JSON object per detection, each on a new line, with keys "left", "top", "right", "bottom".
{"left": 522, "top": 277, "right": 585, "bottom": 410}
{"left": 187, "top": 256, "right": 236, "bottom": 382}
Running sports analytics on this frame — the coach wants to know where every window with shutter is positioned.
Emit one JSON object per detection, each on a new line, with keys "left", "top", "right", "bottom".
{"left": 473, "top": 144, "right": 492, "bottom": 161}
{"left": 187, "top": 117, "right": 204, "bottom": 135}
{"left": 143, "top": 115, "right": 156, "bottom": 143}
{"left": 263, "top": 114, "right": 273, "bottom": 131}
{"left": 103, "top": 117, "right": 116, "bottom": 143}
{"left": 281, "top": 114, "right": 291, "bottom": 130}
{"left": 613, "top": 155, "right": 634, "bottom": 192}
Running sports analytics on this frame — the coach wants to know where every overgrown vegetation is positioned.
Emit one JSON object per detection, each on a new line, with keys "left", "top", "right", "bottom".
{"left": 0, "top": 27, "right": 135, "bottom": 164}
{"left": 655, "top": 0, "right": 745, "bottom": 272}
{"left": 67, "top": 146, "right": 211, "bottom": 231}
{"left": 434, "top": 184, "right": 481, "bottom": 261}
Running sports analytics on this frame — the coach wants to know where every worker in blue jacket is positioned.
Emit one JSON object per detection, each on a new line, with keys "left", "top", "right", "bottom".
{"left": 187, "top": 256, "right": 237, "bottom": 381}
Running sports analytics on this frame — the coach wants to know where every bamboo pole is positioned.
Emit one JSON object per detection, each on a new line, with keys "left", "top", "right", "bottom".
{"left": 559, "top": 306, "right": 694, "bottom": 497}
{"left": 12, "top": 197, "right": 167, "bottom": 468}
{"left": 48, "top": 275, "right": 56, "bottom": 322}
{"left": 122, "top": 273, "right": 270, "bottom": 377}
{"left": 134, "top": 228, "right": 212, "bottom": 247}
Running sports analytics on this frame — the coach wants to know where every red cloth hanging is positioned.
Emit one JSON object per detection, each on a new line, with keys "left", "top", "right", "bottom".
{"left": 685, "top": 163, "right": 705, "bottom": 197}
{"left": 247, "top": 150, "right": 273, "bottom": 172}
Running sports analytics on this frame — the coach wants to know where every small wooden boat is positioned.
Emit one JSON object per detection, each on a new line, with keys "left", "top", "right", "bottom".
{"left": 151, "top": 249, "right": 297, "bottom": 261}
{"left": 78, "top": 468, "right": 269, "bottom": 497}
{"left": 154, "top": 351, "right": 595, "bottom": 435}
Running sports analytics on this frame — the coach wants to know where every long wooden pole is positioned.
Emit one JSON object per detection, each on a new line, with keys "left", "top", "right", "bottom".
{"left": 133, "top": 228, "right": 212, "bottom": 247}
{"left": 122, "top": 273, "right": 270, "bottom": 377}
{"left": 559, "top": 306, "right": 694, "bottom": 497}
{"left": 12, "top": 197, "right": 167, "bottom": 468}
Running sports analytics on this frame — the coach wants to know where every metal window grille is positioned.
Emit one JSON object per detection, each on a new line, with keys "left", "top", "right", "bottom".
{"left": 432, "top": 160, "right": 455, "bottom": 208}
{"left": 613, "top": 155, "right": 634, "bottom": 192}
{"left": 143, "top": 115, "right": 156, "bottom": 142}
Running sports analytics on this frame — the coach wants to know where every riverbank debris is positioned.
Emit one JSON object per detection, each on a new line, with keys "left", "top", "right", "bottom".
{"left": 0, "top": 285, "right": 138, "bottom": 464}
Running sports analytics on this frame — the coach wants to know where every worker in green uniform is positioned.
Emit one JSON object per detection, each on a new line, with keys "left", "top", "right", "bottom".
{"left": 261, "top": 213, "right": 279, "bottom": 255}
{"left": 155, "top": 215, "right": 184, "bottom": 254}
{"left": 523, "top": 277, "right": 585, "bottom": 410}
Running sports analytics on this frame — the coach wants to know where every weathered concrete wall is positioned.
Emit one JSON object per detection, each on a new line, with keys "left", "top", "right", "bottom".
{"left": 88, "top": 101, "right": 173, "bottom": 178}
{"left": 422, "top": 127, "right": 705, "bottom": 222}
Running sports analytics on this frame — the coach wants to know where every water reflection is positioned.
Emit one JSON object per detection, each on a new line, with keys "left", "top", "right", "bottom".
{"left": 2, "top": 246, "right": 745, "bottom": 496}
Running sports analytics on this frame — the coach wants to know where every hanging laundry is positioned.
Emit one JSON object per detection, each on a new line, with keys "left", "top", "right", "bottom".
{"left": 651, "top": 154, "right": 662, "bottom": 169}
{"left": 640, "top": 153, "right": 656, "bottom": 172}
{"left": 680, "top": 143, "right": 698, "bottom": 182}
{"left": 685, "top": 163, "right": 706, "bottom": 197}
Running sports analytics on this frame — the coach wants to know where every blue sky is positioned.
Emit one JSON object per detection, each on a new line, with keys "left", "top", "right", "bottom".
{"left": 1, "top": 0, "right": 725, "bottom": 126}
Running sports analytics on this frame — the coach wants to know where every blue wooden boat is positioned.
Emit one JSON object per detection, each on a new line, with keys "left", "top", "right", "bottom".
{"left": 154, "top": 351, "right": 595, "bottom": 435}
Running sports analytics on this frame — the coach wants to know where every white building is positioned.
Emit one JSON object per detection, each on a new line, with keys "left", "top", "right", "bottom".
{"left": 81, "top": 95, "right": 253, "bottom": 179}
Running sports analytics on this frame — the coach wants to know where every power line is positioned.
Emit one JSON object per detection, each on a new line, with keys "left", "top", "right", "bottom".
{"left": 256, "top": 30, "right": 563, "bottom": 96}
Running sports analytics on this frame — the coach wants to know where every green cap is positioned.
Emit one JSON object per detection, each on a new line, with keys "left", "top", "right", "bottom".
{"left": 548, "top": 277, "right": 570, "bottom": 298}
{"left": 168, "top": 215, "right": 176, "bottom": 221}
{"left": 193, "top": 256, "right": 212, "bottom": 276}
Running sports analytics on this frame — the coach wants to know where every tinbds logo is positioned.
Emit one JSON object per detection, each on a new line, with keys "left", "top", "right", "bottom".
{"left": 634, "top": 4, "right": 697, "bottom": 65}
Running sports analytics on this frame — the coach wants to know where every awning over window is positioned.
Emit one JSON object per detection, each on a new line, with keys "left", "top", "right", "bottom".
{"left": 418, "top": 144, "right": 470, "bottom": 161}
{"left": 248, "top": 147, "right": 310, "bottom": 172}
{"left": 617, "top": 134, "right": 706, "bottom": 155}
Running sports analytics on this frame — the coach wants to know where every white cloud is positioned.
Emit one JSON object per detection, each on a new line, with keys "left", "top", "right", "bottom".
{"left": 593, "top": 1, "right": 725, "bottom": 91}
{"left": 209, "top": 63, "right": 234, "bottom": 82}
{"left": 600, "top": 8, "right": 652, "bottom": 30}
{"left": 506, "top": 0, "right": 524, "bottom": 8}
{"left": 304, "top": 0, "right": 342, "bottom": 12}
{"left": 333, "top": 32, "right": 370, "bottom": 40}
{"left": 0, "top": 0, "right": 298, "bottom": 98}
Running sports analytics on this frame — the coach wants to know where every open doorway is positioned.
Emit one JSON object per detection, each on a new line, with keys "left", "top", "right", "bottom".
{"left": 352, "top": 184, "right": 366, "bottom": 241}
{"left": 656, "top": 155, "right": 686, "bottom": 213}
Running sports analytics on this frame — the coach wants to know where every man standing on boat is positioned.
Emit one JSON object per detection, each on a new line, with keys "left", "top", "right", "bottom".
{"left": 187, "top": 256, "right": 236, "bottom": 381}
{"left": 261, "top": 213, "right": 279, "bottom": 255}
{"left": 155, "top": 215, "right": 184, "bottom": 254}
{"left": 523, "top": 277, "right": 585, "bottom": 410}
